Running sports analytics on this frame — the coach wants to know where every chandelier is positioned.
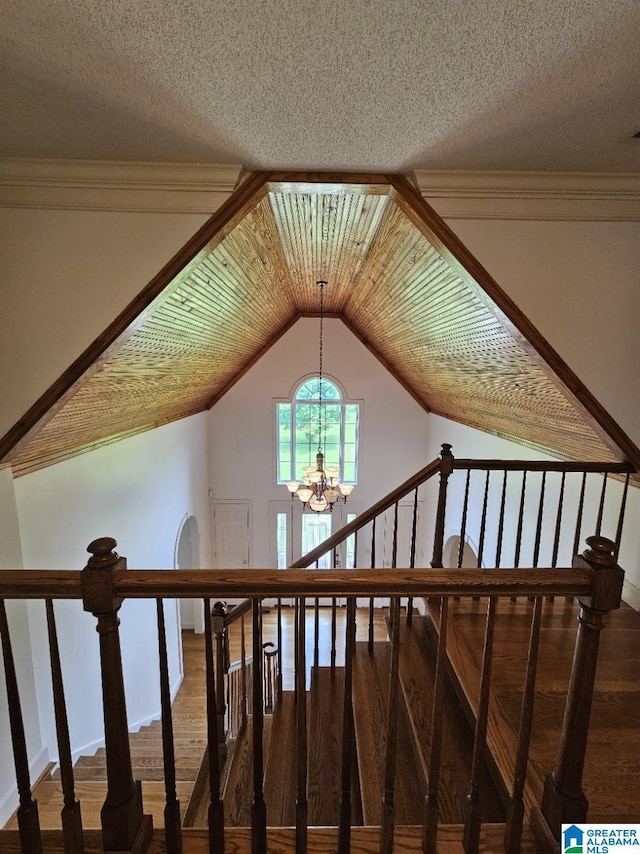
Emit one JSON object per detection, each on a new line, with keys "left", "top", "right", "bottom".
{"left": 285, "top": 280, "right": 355, "bottom": 513}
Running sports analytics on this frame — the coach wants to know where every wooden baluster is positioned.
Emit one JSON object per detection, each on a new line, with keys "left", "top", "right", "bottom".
{"left": 423, "top": 595, "right": 449, "bottom": 854}
{"left": 430, "top": 444, "right": 454, "bottom": 569}
{"left": 504, "top": 596, "right": 542, "bottom": 853}
{"left": 276, "top": 598, "right": 283, "bottom": 701}
{"left": 614, "top": 473, "right": 630, "bottom": 554}
{"left": 156, "top": 599, "right": 181, "bottom": 854}
{"left": 551, "top": 473, "right": 566, "bottom": 568}
{"left": 0, "top": 599, "right": 42, "bottom": 854}
{"left": 338, "top": 597, "right": 356, "bottom": 854}
{"left": 314, "top": 597, "right": 320, "bottom": 668}
{"left": 537, "top": 537, "right": 623, "bottom": 844}
{"left": 476, "top": 470, "right": 490, "bottom": 569}
{"left": 331, "top": 597, "right": 337, "bottom": 670}
{"left": 533, "top": 471, "right": 547, "bottom": 568}
{"left": 314, "top": 559, "right": 320, "bottom": 669}
{"left": 263, "top": 644, "right": 277, "bottom": 713}
{"left": 241, "top": 614, "right": 248, "bottom": 731}
{"left": 380, "top": 596, "right": 401, "bottom": 854}
{"left": 294, "top": 597, "right": 299, "bottom": 687}
{"left": 514, "top": 472, "right": 527, "bottom": 567}
{"left": 45, "top": 599, "right": 84, "bottom": 854}
{"left": 463, "top": 596, "right": 497, "bottom": 854}
{"left": 204, "top": 599, "right": 224, "bottom": 854}
{"left": 406, "top": 486, "right": 419, "bottom": 625}
{"left": 529, "top": 472, "right": 547, "bottom": 602}
{"left": 369, "top": 517, "right": 376, "bottom": 652}
{"left": 495, "top": 471, "right": 508, "bottom": 568}
{"left": 296, "top": 597, "right": 308, "bottom": 853}
{"left": 81, "top": 538, "right": 150, "bottom": 852}
{"left": 455, "top": 470, "right": 471, "bottom": 602}
{"left": 595, "top": 472, "right": 608, "bottom": 536}
{"left": 572, "top": 472, "right": 587, "bottom": 557}
{"left": 390, "top": 502, "right": 399, "bottom": 632}
{"left": 252, "top": 599, "right": 267, "bottom": 854}
{"left": 512, "top": 472, "right": 527, "bottom": 601}
{"left": 473, "top": 471, "right": 490, "bottom": 602}
{"left": 457, "top": 470, "right": 471, "bottom": 569}
{"left": 548, "top": 472, "right": 566, "bottom": 602}
{"left": 212, "top": 602, "right": 228, "bottom": 760}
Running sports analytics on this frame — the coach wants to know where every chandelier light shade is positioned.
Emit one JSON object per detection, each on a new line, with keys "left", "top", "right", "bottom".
{"left": 284, "top": 281, "right": 355, "bottom": 513}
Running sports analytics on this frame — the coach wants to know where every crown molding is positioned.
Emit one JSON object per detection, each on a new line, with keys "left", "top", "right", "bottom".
{"left": 0, "top": 158, "right": 243, "bottom": 213}
{"left": 414, "top": 170, "right": 640, "bottom": 221}
{"left": 1, "top": 160, "right": 639, "bottom": 221}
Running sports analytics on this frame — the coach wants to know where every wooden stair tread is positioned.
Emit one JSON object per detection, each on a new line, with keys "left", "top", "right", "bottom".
{"left": 264, "top": 692, "right": 297, "bottom": 827}
{"left": 398, "top": 616, "right": 504, "bottom": 823}
{"left": 308, "top": 666, "right": 345, "bottom": 826}
{"left": 352, "top": 642, "right": 426, "bottom": 826}
{"left": 1, "top": 780, "right": 193, "bottom": 831}
{"left": 222, "top": 723, "right": 255, "bottom": 827}
{"left": 424, "top": 602, "right": 541, "bottom": 813}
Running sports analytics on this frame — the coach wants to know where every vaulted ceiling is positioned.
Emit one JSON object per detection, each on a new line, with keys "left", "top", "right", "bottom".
{"left": 2, "top": 172, "right": 638, "bottom": 478}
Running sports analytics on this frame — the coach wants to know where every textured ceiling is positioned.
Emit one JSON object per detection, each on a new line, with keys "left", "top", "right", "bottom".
{"left": 1, "top": 1, "right": 640, "bottom": 172}
{"left": 3, "top": 172, "right": 638, "bottom": 477}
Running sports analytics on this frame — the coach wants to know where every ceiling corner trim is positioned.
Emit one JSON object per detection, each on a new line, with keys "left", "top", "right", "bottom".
{"left": 0, "top": 158, "right": 244, "bottom": 212}
{"left": 413, "top": 169, "right": 640, "bottom": 221}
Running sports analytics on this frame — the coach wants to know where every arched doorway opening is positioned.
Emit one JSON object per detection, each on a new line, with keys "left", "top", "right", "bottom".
{"left": 443, "top": 535, "right": 479, "bottom": 569}
{"left": 175, "top": 514, "right": 204, "bottom": 634}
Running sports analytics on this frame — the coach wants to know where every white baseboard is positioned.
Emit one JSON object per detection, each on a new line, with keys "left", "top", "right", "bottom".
{"left": 171, "top": 673, "right": 184, "bottom": 704}
{"left": 623, "top": 578, "right": 640, "bottom": 612}
{"left": 0, "top": 746, "right": 49, "bottom": 827}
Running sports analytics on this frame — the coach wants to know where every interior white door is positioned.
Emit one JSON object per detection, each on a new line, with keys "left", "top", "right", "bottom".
{"left": 213, "top": 501, "right": 250, "bottom": 569}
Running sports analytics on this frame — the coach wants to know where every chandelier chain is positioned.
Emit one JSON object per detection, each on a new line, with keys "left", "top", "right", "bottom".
{"left": 318, "top": 280, "right": 326, "bottom": 454}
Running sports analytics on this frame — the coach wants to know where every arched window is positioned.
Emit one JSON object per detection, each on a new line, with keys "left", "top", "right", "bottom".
{"left": 276, "top": 376, "right": 359, "bottom": 485}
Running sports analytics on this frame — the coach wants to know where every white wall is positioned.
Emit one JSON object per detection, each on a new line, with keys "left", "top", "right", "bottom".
{"left": 424, "top": 415, "right": 640, "bottom": 608}
{"left": 208, "top": 317, "right": 432, "bottom": 568}
{"left": 11, "top": 413, "right": 212, "bottom": 779}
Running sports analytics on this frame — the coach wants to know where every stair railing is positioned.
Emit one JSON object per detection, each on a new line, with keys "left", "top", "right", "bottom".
{"left": 0, "top": 532, "right": 627, "bottom": 854}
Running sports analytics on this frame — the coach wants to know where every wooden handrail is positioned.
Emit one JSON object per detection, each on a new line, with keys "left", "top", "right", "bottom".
{"left": 0, "top": 571, "right": 82, "bottom": 598}
{"left": 453, "top": 459, "right": 634, "bottom": 473}
{"left": 119, "top": 567, "right": 592, "bottom": 598}
{"left": 0, "top": 567, "right": 593, "bottom": 600}
{"left": 290, "top": 457, "right": 443, "bottom": 568}
{"left": 223, "top": 597, "right": 252, "bottom": 626}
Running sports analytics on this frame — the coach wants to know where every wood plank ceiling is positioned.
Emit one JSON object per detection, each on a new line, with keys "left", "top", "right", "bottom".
{"left": 2, "top": 172, "right": 638, "bottom": 478}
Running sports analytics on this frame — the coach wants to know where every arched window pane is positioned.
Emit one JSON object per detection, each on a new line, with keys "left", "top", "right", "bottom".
{"left": 277, "top": 375, "right": 358, "bottom": 485}
{"left": 294, "top": 377, "right": 341, "bottom": 401}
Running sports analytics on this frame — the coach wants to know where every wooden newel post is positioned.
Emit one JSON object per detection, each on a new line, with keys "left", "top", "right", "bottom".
{"left": 212, "top": 601, "right": 228, "bottom": 760}
{"left": 81, "top": 538, "right": 152, "bottom": 853}
{"left": 538, "top": 535, "right": 623, "bottom": 841}
{"left": 430, "top": 443, "right": 454, "bottom": 568}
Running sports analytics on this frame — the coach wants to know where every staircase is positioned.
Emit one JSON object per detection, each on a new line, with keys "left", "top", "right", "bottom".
{"left": 180, "top": 607, "right": 505, "bottom": 834}
{"left": 1, "top": 447, "right": 632, "bottom": 854}
{"left": 3, "top": 716, "right": 206, "bottom": 832}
